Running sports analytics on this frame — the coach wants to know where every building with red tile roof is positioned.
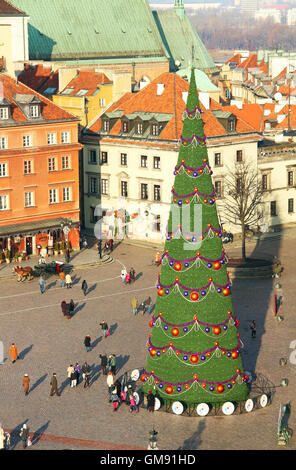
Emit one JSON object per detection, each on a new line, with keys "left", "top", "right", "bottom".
{"left": 0, "top": 73, "right": 82, "bottom": 256}
{"left": 80, "top": 72, "right": 261, "bottom": 235}
{"left": 18, "top": 63, "right": 59, "bottom": 97}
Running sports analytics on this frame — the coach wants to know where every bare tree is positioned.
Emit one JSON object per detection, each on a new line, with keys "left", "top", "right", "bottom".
{"left": 223, "top": 161, "right": 263, "bottom": 262}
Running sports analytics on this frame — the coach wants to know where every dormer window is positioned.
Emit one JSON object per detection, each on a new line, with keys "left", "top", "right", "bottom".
{"left": 0, "top": 107, "right": 9, "bottom": 120}
{"left": 102, "top": 120, "right": 110, "bottom": 132}
{"left": 151, "top": 124, "right": 159, "bottom": 136}
{"left": 136, "top": 122, "right": 143, "bottom": 135}
{"left": 122, "top": 121, "right": 129, "bottom": 133}
{"left": 228, "top": 118, "right": 236, "bottom": 132}
{"left": 29, "top": 104, "right": 40, "bottom": 118}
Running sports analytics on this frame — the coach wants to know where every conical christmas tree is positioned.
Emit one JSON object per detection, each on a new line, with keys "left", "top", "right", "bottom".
{"left": 142, "top": 69, "right": 249, "bottom": 407}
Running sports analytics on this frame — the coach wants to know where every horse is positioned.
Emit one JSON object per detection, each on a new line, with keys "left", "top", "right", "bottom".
{"left": 12, "top": 266, "right": 33, "bottom": 282}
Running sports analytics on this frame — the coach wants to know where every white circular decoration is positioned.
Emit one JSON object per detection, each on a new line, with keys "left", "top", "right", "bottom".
{"left": 222, "top": 402, "right": 235, "bottom": 415}
{"left": 245, "top": 399, "right": 254, "bottom": 413}
{"left": 154, "top": 397, "right": 161, "bottom": 411}
{"left": 133, "top": 392, "right": 140, "bottom": 405}
{"left": 196, "top": 403, "right": 210, "bottom": 416}
{"left": 260, "top": 394, "right": 268, "bottom": 408}
{"left": 172, "top": 401, "right": 184, "bottom": 415}
{"left": 130, "top": 369, "right": 140, "bottom": 381}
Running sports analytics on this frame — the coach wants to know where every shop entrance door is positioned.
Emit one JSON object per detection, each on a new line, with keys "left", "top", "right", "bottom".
{"left": 26, "top": 237, "right": 33, "bottom": 255}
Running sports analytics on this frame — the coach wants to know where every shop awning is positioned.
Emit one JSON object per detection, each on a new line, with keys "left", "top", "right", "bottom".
{"left": 0, "top": 218, "right": 80, "bottom": 238}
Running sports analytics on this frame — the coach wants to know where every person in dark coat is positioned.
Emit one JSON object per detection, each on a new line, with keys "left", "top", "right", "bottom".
{"left": 81, "top": 280, "right": 88, "bottom": 296}
{"left": 84, "top": 335, "right": 91, "bottom": 352}
{"left": 99, "top": 353, "right": 108, "bottom": 375}
{"left": 65, "top": 302, "right": 71, "bottom": 319}
{"left": 74, "top": 362, "right": 81, "bottom": 385}
{"left": 114, "top": 379, "right": 121, "bottom": 399}
{"left": 69, "top": 299, "right": 75, "bottom": 315}
{"left": 129, "top": 267, "right": 136, "bottom": 283}
{"left": 19, "top": 424, "right": 29, "bottom": 449}
{"left": 97, "top": 240, "right": 102, "bottom": 259}
{"left": 82, "top": 362, "right": 91, "bottom": 388}
{"left": 147, "top": 391, "right": 155, "bottom": 412}
{"left": 61, "top": 300, "right": 67, "bottom": 316}
{"left": 50, "top": 373, "right": 60, "bottom": 396}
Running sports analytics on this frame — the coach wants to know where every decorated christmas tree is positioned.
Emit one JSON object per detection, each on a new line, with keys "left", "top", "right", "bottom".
{"left": 142, "top": 69, "right": 249, "bottom": 407}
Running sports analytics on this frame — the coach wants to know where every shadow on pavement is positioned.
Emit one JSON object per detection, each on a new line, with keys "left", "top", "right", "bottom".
{"left": 19, "top": 344, "right": 33, "bottom": 360}
{"left": 31, "top": 420, "right": 50, "bottom": 446}
{"left": 177, "top": 419, "right": 206, "bottom": 450}
{"left": 30, "top": 373, "right": 48, "bottom": 393}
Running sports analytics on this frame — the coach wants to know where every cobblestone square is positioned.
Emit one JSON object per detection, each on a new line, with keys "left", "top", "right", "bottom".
{"left": 0, "top": 232, "right": 295, "bottom": 450}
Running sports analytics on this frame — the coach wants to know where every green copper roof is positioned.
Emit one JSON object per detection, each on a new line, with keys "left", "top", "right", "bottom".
{"left": 10, "top": 0, "right": 168, "bottom": 61}
{"left": 176, "top": 67, "right": 219, "bottom": 92}
{"left": 152, "top": 9, "right": 217, "bottom": 74}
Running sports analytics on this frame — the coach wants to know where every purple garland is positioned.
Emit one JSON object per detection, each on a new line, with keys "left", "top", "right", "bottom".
{"left": 180, "top": 134, "right": 207, "bottom": 144}
{"left": 162, "top": 250, "right": 226, "bottom": 265}
{"left": 152, "top": 311, "right": 236, "bottom": 328}
{"left": 143, "top": 370, "right": 241, "bottom": 387}
{"left": 157, "top": 274, "right": 230, "bottom": 292}
{"left": 167, "top": 225, "right": 222, "bottom": 239}
{"left": 148, "top": 336, "right": 241, "bottom": 356}
{"left": 172, "top": 187, "right": 216, "bottom": 199}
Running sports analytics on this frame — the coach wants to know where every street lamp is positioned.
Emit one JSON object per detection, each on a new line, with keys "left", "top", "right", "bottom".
{"left": 147, "top": 427, "right": 158, "bottom": 450}
{"left": 60, "top": 219, "right": 72, "bottom": 261}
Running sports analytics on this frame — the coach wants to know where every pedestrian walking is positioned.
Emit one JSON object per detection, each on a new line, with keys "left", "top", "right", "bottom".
{"left": 110, "top": 354, "right": 117, "bottom": 375}
{"left": 81, "top": 280, "right": 88, "bottom": 296}
{"left": 66, "top": 247, "right": 71, "bottom": 263}
{"left": 84, "top": 335, "right": 92, "bottom": 352}
{"left": 82, "top": 362, "right": 91, "bottom": 388}
{"left": 9, "top": 343, "right": 18, "bottom": 363}
{"left": 99, "top": 320, "right": 109, "bottom": 338}
{"left": 97, "top": 240, "right": 102, "bottom": 259}
{"left": 111, "top": 390, "right": 119, "bottom": 411}
{"left": 49, "top": 373, "right": 60, "bottom": 396}
{"left": 107, "top": 371, "right": 114, "bottom": 398}
{"left": 251, "top": 320, "right": 256, "bottom": 338}
{"left": 0, "top": 424, "right": 5, "bottom": 450}
{"left": 67, "top": 364, "right": 75, "bottom": 386}
{"left": 129, "top": 394, "right": 138, "bottom": 413}
{"left": 147, "top": 391, "right": 155, "bottom": 412}
{"left": 109, "top": 239, "right": 114, "bottom": 252}
{"left": 153, "top": 252, "right": 161, "bottom": 266}
{"left": 129, "top": 267, "right": 135, "bottom": 283}
{"left": 131, "top": 296, "right": 139, "bottom": 315}
{"left": 145, "top": 296, "right": 152, "bottom": 315}
{"left": 38, "top": 275, "right": 45, "bottom": 294}
{"left": 65, "top": 302, "right": 71, "bottom": 319}
{"left": 70, "top": 369, "right": 77, "bottom": 388}
{"left": 74, "top": 362, "right": 81, "bottom": 385}
{"left": 99, "top": 353, "right": 108, "bottom": 375}
{"left": 65, "top": 273, "right": 72, "bottom": 288}
{"left": 61, "top": 299, "right": 67, "bottom": 316}
{"left": 19, "top": 424, "right": 29, "bottom": 449}
{"left": 69, "top": 299, "right": 75, "bottom": 314}
{"left": 22, "top": 374, "right": 30, "bottom": 396}
{"left": 59, "top": 271, "right": 66, "bottom": 288}
{"left": 121, "top": 268, "right": 127, "bottom": 283}
{"left": 114, "top": 379, "right": 121, "bottom": 399}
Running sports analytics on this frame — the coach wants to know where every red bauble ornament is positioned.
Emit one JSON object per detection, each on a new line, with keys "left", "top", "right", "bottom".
{"left": 185, "top": 384, "right": 189, "bottom": 390}
{"left": 162, "top": 349, "right": 166, "bottom": 354}
{"left": 223, "top": 288, "right": 230, "bottom": 296}
{"left": 214, "top": 341, "right": 219, "bottom": 347}
{"left": 190, "top": 355, "right": 199, "bottom": 363}
{"left": 185, "top": 199, "right": 190, "bottom": 204}
{"left": 190, "top": 292, "right": 199, "bottom": 301}
{"left": 194, "top": 187, "right": 198, "bottom": 192}
{"left": 213, "top": 327, "right": 221, "bottom": 335}
{"left": 202, "top": 383, "right": 206, "bottom": 388}
{"left": 181, "top": 159, "right": 185, "bottom": 164}
{"left": 206, "top": 352, "right": 211, "bottom": 357}
{"left": 216, "top": 384, "right": 224, "bottom": 393}
{"left": 149, "top": 320, "right": 154, "bottom": 327}
{"left": 150, "top": 348, "right": 157, "bottom": 357}
{"left": 203, "top": 199, "right": 208, "bottom": 204}
{"left": 165, "top": 385, "right": 173, "bottom": 394}
{"left": 140, "top": 374, "right": 146, "bottom": 382}
{"left": 193, "top": 374, "right": 198, "bottom": 380}
{"left": 172, "top": 327, "right": 180, "bottom": 337}
{"left": 231, "top": 351, "right": 238, "bottom": 359}
{"left": 158, "top": 288, "right": 164, "bottom": 296}
{"left": 174, "top": 263, "right": 182, "bottom": 271}
{"left": 213, "top": 261, "right": 221, "bottom": 270}
{"left": 196, "top": 251, "right": 200, "bottom": 256}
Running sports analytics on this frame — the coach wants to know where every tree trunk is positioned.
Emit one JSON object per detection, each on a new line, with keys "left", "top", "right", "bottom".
{"left": 241, "top": 223, "right": 246, "bottom": 262}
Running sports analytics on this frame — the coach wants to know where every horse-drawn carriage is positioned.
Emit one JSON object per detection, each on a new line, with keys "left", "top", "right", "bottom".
{"left": 12, "top": 261, "right": 73, "bottom": 281}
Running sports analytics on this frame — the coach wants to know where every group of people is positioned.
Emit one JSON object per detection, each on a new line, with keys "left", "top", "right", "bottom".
{"left": 67, "top": 362, "right": 91, "bottom": 388}
{"left": 59, "top": 271, "right": 73, "bottom": 289}
{"left": 121, "top": 267, "right": 136, "bottom": 285}
{"left": 61, "top": 299, "right": 75, "bottom": 319}
{"left": 131, "top": 296, "right": 152, "bottom": 316}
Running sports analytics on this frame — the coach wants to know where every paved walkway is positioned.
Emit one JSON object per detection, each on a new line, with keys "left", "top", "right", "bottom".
{"left": 0, "top": 231, "right": 296, "bottom": 450}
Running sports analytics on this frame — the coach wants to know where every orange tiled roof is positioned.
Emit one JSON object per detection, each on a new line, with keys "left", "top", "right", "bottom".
{"left": 18, "top": 63, "right": 58, "bottom": 94}
{"left": 60, "top": 70, "right": 112, "bottom": 97}
{"left": 0, "top": 0, "right": 26, "bottom": 15}
{"left": 0, "top": 73, "right": 79, "bottom": 123}
{"left": 225, "top": 53, "right": 242, "bottom": 66}
{"left": 238, "top": 54, "right": 258, "bottom": 70}
{"left": 88, "top": 73, "right": 258, "bottom": 141}
{"left": 272, "top": 67, "right": 287, "bottom": 82}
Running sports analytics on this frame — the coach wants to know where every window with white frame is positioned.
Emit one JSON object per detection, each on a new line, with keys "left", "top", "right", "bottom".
{"left": 61, "top": 131, "right": 70, "bottom": 144}
{"left": 101, "top": 179, "right": 109, "bottom": 195}
{"left": 153, "top": 156, "right": 160, "bottom": 169}
{"left": 49, "top": 188, "right": 58, "bottom": 204}
{"left": 89, "top": 177, "right": 98, "bottom": 194}
{"left": 47, "top": 132, "right": 57, "bottom": 145}
{"left": 23, "top": 135, "right": 32, "bottom": 147}
{"left": 154, "top": 185, "right": 161, "bottom": 201}
{"left": 62, "top": 155, "right": 71, "bottom": 170}
{"left": 102, "top": 120, "right": 110, "bottom": 132}
{"left": 0, "top": 195, "right": 8, "bottom": 210}
{"left": 29, "top": 104, "right": 40, "bottom": 118}
{"left": 151, "top": 124, "right": 159, "bottom": 136}
{"left": 63, "top": 187, "right": 71, "bottom": 202}
{"left": 25, "top": 191, "right": 34, "bottom": 207}
{"left": 99, "top": 98, "right": 106, "bottom": 107}
{"left": 121, "top": 153, "right": 127, "bottom": 166}
{"left": 0, "top": 137, "right": 7, "bottom": 149}
{"left": 136, "top": 122, "right": 143, "bottom": 135}
{"left": 48, "top": 157, "right": 57, "bottom": 172}
{"left": 0, "top": 163, "right": 8, "bottom": 177}
{"left": 0, "top": 107, "right": 9, "bottom": 120}
{"left": 24, "top": 160, "right": 33, "bottom": 174}
{"left": 141, "top": 155, "right": 147, "bottom": 168}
